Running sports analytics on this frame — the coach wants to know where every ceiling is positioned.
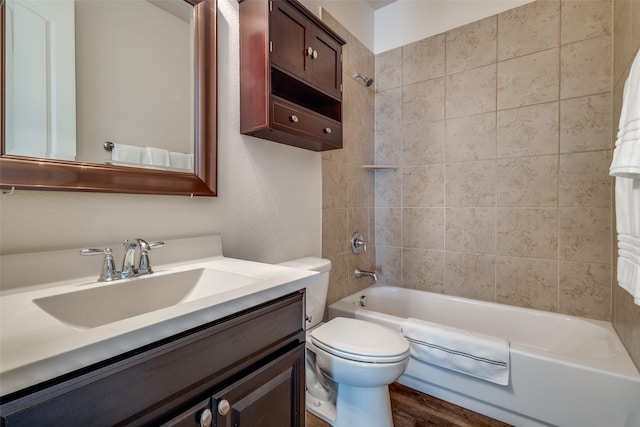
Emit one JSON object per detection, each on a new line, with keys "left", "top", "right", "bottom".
{"left": 367, "top": 0, "right": 397, "bottom": 10}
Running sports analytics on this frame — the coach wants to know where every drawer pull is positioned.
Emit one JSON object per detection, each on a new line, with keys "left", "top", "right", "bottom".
{"left": 312, "top": 50, "right": 318, "bottom": 59}
{"left": 306, "top": 46, "right": 314, "bottom": 57}
{"left": 323, "top": 127, "right": 332, "bottom": 134}
{"left": 289, "top": 115, "right": 299, "bottom": 123}
{"left": 199, "top": 408, "right": 213, "bottom": 427}
{"left": 218, "top": 399, "right": 231, "bottom": 416}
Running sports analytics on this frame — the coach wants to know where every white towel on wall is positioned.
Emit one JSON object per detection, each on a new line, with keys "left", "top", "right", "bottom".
{"left": 143, "top": 147, "right": 171, "bottom": 167}
{"left": 112, "top": 143, "right": 146, "bottom": 164}
{"left": 611, "top": 48, "right": 640, "bottom": 306}
{"left": 401, "top": 318, "right": 510, "bottom": 386}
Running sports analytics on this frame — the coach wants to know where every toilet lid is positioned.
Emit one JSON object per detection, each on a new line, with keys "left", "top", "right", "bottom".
{"left": 310, "top": 317, "right": 410, "bottom": 363}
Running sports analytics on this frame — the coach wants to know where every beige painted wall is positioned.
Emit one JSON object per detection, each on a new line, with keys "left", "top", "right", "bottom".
{"left": 0, "top": 0, "right": 331, "bottom": 271}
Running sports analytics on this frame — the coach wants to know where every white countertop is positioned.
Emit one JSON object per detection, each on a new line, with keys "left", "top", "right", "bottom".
{"left": 0, "top": 255, "right": 316, "bottom": 396}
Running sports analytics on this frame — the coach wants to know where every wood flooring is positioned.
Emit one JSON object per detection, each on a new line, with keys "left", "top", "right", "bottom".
{"left": 305, "top": 382, "right": 511, "bottom": 427}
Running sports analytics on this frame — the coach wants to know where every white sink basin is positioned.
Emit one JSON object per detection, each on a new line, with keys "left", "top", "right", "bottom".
{"left": 33, "top": 268, "right": 264, "bottom": 329}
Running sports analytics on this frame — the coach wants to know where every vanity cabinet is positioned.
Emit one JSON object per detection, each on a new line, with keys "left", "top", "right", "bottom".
{"left": 239, "top": 0, "right": 345, "bottom": 151}
{"left": 0, "top": 292, "right": 305, "bottom": 427}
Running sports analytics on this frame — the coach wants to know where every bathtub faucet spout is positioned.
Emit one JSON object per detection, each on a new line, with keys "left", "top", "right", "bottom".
{"left": 355, "top": 267, "right": 378, "bottom": 282}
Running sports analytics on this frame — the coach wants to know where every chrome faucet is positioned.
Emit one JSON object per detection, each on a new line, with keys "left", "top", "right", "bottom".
{"left": 121, "top": 238, "right": 165, "bottom": 278}
{"left": 354, "top": 267, "right": 378, "bottom": 281}
{"left": 81, "top": 238, "right": 164, "bottom": 282}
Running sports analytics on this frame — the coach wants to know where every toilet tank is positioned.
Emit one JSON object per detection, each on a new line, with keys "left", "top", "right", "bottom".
{"left": 278, "top": 257, "right": 331, "bottom": 329}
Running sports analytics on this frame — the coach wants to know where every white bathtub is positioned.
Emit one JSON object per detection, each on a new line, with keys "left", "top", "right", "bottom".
{"left": 328, "top": 285, "right": 640, "bottom": 427}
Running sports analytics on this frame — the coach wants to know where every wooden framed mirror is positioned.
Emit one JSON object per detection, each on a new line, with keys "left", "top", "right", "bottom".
{"left": 0, "top": 0, "right": 217, "bottom": 196}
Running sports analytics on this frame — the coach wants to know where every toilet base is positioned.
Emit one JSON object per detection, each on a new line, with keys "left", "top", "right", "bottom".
{"left": 306, "top": 385, "right": 393, "bottom": 427}
{"left": 334, "top": 383, "right": 393, "bottom": 427}
{"left": 306, "top": 390, "right": 337, "bottom": 425}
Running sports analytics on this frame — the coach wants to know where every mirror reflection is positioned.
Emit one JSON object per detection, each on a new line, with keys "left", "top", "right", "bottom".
{"left": 5, "top": 0, "right": 195, "bottom": 172}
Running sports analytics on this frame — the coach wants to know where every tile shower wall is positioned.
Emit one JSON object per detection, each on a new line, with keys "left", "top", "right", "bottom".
{"left": 612, "top": 0, "right": 640, "bottom": 368}
{"left": 374, "top": 0, "right": 614, "bottom": 320}
{"left": 320, "top": 13, "right": 378, "bottom": 307}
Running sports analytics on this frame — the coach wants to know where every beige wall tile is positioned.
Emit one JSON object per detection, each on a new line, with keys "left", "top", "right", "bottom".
{"left": 559, "top": 261, "right": 611, "bottom": 320}
{"left": 375, "top": 87, "right": 402, "bottom": 131}
{"left": 347, "top": 165, "right": 371, "bottom": 208}
{"left": 445, "top": 112, "right": 497, "bottom": 162}
{"left": 402, "top": 248, "right": 445, "bottom": 292}
{"left": 497, "top": 101, "right": 559, "bottom": 158}
{"left": 445, "top": 207, "right": 496, "bottom": 254}
{"left": 325, "top": 252, "right": 349, "bottom": 306}
{"left": 497, "top": 0, "right": 560, "bottom": 60}
{"left": 614, "top": 286, "right": 640, "bottom": 368}
{"left": 403, "top": 165, "right": 445, "bottom": 207}
{"left": 497, "top": 208, "right": 558, "bottom": 259}
{"left": 613, "top": 0, "right": 635, "bottom": 86}
{"left": 496, "top": 256, "right": 559, "bottom": 311}
{"left": 323, "top": 208, "right": 348, "bottom": 256}
{"left": 446, "top": 64, "right": 496, "bottom": 118}
{"left": 560, "top": 92, "right": 612, "bottom": 153}
{"left": 403, "top": 78, "right": 445, "bottom": 124}
{"left": 559, "top": 207, "right": 611, "bottom": 263}
{"left": 403, "top": 34, "right": 446, "bottom": 85}
{"left": 402, "top": 120, "right": 445, "bottom": 166}
{"left": 345, "top": 120, "right": 374, "bottom": 167}
{"left": 561, "top": 35, "right": 612, "bottom": 99}
{"left": 497, "top": 49, "right": 559, "bottom": 110}
{"left": 322, "top": 158, "right": 347, "bottom": 209}
{"left": 402, "top": 208, "right": 445, "bottom": 250}
{"left": 497, "top": 155, "right": 559, "bottom": 207}
{"left": 375, "top": 47, "right": 403, "bottom": 92}
{"left": 375, "top": 207, "right": 402, "bottom": 246}
{"left": 375, "top": 127, "right": 402, "bottom": 166}
{"left": 445, "top": 16, "right": 497, "bottom": 75}
{"left": 559, "top": 151, "right": 612, "bottom": 207}
{"left": 445, "top": 160, "right": 496, "bottom": 207}
{"left": 561, "top": 0, "right": 612, "bottom": 45}
{"left": 375, "top": 168, "right": 402, "bottom": 208}
{"left": 445, "top": 251, "right": 496, "bottom": 301}
{"left": 375, "top": 245, "right": 402, "bottom": 285}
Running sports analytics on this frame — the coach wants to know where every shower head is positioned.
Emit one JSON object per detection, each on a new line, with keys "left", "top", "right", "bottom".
{"left": 353, "top": 73, "right": 374, "bottom": 88}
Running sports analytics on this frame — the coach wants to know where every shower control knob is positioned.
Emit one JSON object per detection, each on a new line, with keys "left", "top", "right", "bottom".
{"left": 289, "top": 115, "right": 299, "bottom": 123}
{"left": 323, "top": 127, "right": 332, "bottom": 134}
{"left": 199, "top": 409, "right": 213, "bottom": 427}
{"left": 218, "top": 399, "right": 231, "bottom": 416}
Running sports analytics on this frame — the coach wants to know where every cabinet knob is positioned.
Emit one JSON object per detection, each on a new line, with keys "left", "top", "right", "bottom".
{"left": 289, "top": 115, "right": 299, "bottom": 123}
{"left": 218, "top": 399, "right": 231, "bottom": 416}
{"left": 306, "top": 46, "right": 314, "bottom": 57}
{"left": 199, "top": 408, "right": 213, "bottom": 427}
{"left": 312, "top": 50, "right": 318, "bottom": 59}
{"left": 323, "top": 127, "right": 332, "bottom": 134}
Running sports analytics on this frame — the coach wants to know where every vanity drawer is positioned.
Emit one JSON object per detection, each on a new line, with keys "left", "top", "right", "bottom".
{"left": 0, "top": 292, "right": 304, "bottom": 426}
{"left": 271, "top": 97, "right": 342, "bottom": 148}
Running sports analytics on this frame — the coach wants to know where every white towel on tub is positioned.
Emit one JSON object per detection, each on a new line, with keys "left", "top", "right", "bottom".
{"left": 401, "top": 318, "right": 510, "bottom": 386}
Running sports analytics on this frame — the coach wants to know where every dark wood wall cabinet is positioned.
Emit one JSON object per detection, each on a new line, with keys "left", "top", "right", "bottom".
{"left": 239, "top": 0, "right": 346, "bottom": 151}
{"left": 0, "top": 292, "right": 305, "bottom": 427}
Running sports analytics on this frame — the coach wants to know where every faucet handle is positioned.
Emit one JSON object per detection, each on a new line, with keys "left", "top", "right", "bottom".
{"left": 80, "top": 247, "right": 119, "bottom": 282}
{"left": 137, "top": 240, "right": 165, "bottom": 275}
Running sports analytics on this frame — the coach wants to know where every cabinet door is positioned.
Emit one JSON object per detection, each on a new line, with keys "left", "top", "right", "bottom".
{"left": 161, "top": 399, "right": 213, "bottom": 427}
{"left": 308, "top": 27, "right": 342, "bottom": 99}
{"left": 270, "top": 0, "right": 308, "bottom": 82}
{"left": 213, "top": 344, "right": 305, "bottom": 427}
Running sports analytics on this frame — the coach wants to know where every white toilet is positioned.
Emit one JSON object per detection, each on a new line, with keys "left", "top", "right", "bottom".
{"left": 279, "top": 257, "right": 410, "bottom": 427}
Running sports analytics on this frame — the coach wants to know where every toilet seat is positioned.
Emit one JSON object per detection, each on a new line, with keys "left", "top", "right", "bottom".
{"left": 310, "top": 317, "right": 410, "bottom": 364}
